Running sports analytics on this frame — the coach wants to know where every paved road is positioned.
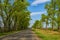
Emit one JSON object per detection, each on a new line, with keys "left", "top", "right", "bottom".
{"left": 0, "top": 30, "right": 40, "bottom": 40}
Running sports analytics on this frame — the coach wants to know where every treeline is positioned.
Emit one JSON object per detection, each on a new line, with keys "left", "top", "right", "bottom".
{"left": 0, "top": 0, "right": 30, "bottom": 33}
{"left": 32, "top": 0, "right": 60, "bottom": 31}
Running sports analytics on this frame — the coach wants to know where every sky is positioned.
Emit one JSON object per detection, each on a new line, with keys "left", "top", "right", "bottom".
{"left": 27, "top": 0, "right": 50, "bottom": 27}
{"left": 0, "top": 0, "right": 50, "bottom": 27}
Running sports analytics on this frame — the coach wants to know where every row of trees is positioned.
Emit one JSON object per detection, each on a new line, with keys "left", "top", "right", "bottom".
{"left": 32, "top": 0, "right": 60, "bottom": 30}
{"left": 32, "top": 20, "right": 42, "bottom": 29}
{"left": 0, "top": 0, "right": 30, "bottom": 33}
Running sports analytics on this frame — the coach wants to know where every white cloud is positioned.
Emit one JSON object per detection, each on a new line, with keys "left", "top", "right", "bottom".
{"left": 30, "top": 11, "right": 47, "bottom": 27}
{"left": 30, "top": 11, "right": 47, "bottom": 16}
{"left": 31, "top": 0, "right": 50, "bottom": 6}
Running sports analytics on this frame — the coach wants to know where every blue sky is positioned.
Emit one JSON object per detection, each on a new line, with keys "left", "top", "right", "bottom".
{"left": 0, "top": 0, "right": 50, "bottom": 27}
{"left": 27, "top": 0, "right": 50, "bottom": 27}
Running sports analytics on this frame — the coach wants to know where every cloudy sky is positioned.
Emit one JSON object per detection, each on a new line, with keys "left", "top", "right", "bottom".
{"left": 27, "top": 0, "right": 50, "bottom": 27}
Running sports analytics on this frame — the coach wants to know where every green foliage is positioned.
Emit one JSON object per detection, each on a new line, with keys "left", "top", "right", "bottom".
{"left": 0, "top": 0, "right": 30, "bottom": 33}
{"left": 32, "top": 20, "right": 42, "bottom": 29}
{"left": 32, "top": 0, "right": 60, "bottom": 30}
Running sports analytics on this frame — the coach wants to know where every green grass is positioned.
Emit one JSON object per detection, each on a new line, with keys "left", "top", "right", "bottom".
{"left": 33, "top": 29, "right": 60, "bottom": 40}
{"left": 0, "top": 31, "right": 20, "bottom": 37}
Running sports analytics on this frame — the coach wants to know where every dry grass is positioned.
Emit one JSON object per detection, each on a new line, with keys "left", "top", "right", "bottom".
{"left": 38, "top": 29, "right": 60, "bottom": 35}
{"left": 33, "top": 29, "right": 60, "bottom": 40}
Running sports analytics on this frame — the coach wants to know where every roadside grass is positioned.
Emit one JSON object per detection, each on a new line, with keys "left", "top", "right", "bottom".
{"left": 32, "top": 29, "right": 60, "bottom": 40}
{"left": 0, "top": 31, "right": 20, "bottom": 37}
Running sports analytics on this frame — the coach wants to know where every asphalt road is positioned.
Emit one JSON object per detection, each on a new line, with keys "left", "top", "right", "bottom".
{"left": 0, "top": 30, "right": 40, "bottom": 40}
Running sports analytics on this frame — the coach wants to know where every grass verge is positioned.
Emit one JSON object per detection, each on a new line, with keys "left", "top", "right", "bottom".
{"left": 0, "top": 31, "right": 20, "bottom": 37}
{"left": 32, "top": 29, "right": 60, "bottom": 40}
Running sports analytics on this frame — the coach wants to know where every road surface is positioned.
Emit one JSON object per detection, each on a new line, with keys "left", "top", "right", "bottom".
{"left": 0, "top": 30, "right": 40, "bottom": 40}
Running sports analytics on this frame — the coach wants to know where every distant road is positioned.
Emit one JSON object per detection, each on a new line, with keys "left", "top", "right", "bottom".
{"left": 0, "top": 30, "right": 40, "bottom": 40}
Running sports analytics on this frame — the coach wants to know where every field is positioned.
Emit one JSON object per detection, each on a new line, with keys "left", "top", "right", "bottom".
{"left": 33, "top": 29, "right": 60, "bottom": 40}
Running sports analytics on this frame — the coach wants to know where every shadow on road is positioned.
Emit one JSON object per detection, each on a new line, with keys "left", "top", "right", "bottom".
{"left": 0, "top": 30, "right": 40, "bottom": 40}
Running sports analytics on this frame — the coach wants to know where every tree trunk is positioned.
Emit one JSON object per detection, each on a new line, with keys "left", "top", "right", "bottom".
{"left": 51, "top": 20, "right": 54, "bottom": 30}
{"left": 46, "top": 23, "right": 47, "bottom": 30}
{"left": 58, "top": 23, "right": 60, "bottom": 30}
{"left": 52, "top": 23, "right": 54, "bottom": 30}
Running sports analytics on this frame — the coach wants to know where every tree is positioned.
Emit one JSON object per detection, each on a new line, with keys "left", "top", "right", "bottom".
{"left": 55, "top": 0, "right": 60, "bottom": 30}
{"left": 0, "top": 0, "right": 30, "bottom": 33}
{"left": 32, "top": 20, "right": 40, "bottom": 29}
{"left": 45, "top": 0, "right": 56, "bottom": 30}
{"left": 39, "top": 20, "right": 42, "bottom": 29}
